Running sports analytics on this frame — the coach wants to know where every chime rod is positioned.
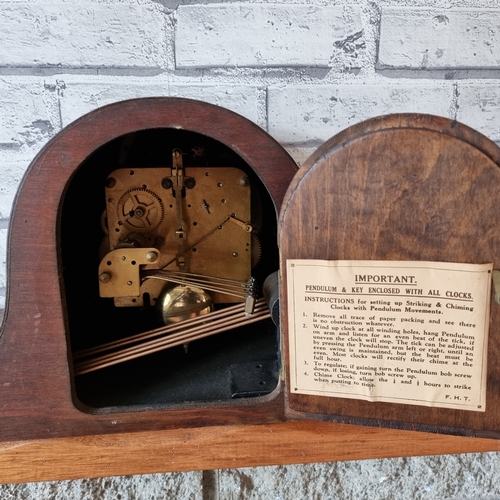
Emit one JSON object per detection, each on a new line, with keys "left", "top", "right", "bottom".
{"left": 74, "top": 299, "right": 267, "bottom": 360}
{"left": 75, "top": 308, "right": 270, "bottom": 374}
{"left": 76, "top": 302, "right": 268, "bottom": 367}
{"left": 74, "top": 308, "right": 270, "bottom": 375}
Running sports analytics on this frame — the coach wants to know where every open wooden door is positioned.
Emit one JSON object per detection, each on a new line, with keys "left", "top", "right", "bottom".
{"left": 279, "top": 114, "right": 500, "bottom": 438}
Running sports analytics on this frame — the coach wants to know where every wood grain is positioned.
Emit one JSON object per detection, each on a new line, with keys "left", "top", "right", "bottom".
{"left": 0, "top": 421, "right": 498, "bottom": 484}
{"left": 280, "top": 114, "right": 500, "bottom": 435}
{"left": 0, "top": 98, "right": 296, "bottom": 441}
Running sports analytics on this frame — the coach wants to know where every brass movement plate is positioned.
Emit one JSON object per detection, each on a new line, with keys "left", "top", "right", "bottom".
{"left": 101, "top": 166, "right": 252, "bottom": 306}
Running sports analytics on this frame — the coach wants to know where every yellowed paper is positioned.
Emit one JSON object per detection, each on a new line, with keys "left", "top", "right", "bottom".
{"left": 287, "top": 260, "right": 492, "bottom": 411}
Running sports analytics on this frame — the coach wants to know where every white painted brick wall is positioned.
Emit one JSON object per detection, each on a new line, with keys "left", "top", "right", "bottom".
{"left": 1, "top": 0, "right": 500, "bottom": 497}
{"left": 268, "top": 84, "right": 454, "bottom": 144}
{"left": 0, "top": 228, "right": 7, "bottom": 291}
{"left": 0, "top": 162, "right": 29, "bottom": 220}
{"left": 0, "top": 1, "right": 168, "bottom": 70}
{"left": 58, "top": 79, "right": 263, "bottom": 127}
{"left": 456, "top": 83, "right": 500, "bottom": 141}
{"left": 175, "top": 4, "right": 364, "bottom": 69}
{"left": 379, "top": 7, "right": 500, "bottom": 69}
{"left": 0, "top": 78, "right": 59, "bottom": 161}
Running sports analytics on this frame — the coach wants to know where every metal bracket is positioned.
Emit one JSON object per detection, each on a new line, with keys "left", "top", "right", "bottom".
{"left": 98, "top": 247, "right": 160, "bottom": 298}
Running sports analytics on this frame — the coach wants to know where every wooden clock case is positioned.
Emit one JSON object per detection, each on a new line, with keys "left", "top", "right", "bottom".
{"left": 1, "top": 100, "right": 500, "bottom": 482}
{"left": 0, "top": 97, "right": 297, "bottom": 442}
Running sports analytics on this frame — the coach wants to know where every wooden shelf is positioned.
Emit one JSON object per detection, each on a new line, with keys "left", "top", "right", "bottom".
{"left": 0, "top": 421, "right": 498, "bottom": 484}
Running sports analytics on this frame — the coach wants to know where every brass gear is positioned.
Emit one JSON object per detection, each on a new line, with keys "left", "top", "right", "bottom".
{"left": 98, "top": 235, "right": 110, "bottom": 261}
{"left": 100, "top": 210, "right": 108, "bottom": 235}
{"left": 251, "top": 234, "right": 262, "bottom": 269}
{"left": 117, "top": 187, "right": 164, "bottom": 233}
{"left": 99, "top": 232, "right": 149, "bottom": 261}
{"left": 115, "top": 232, "right": 148, "bottom": 249}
